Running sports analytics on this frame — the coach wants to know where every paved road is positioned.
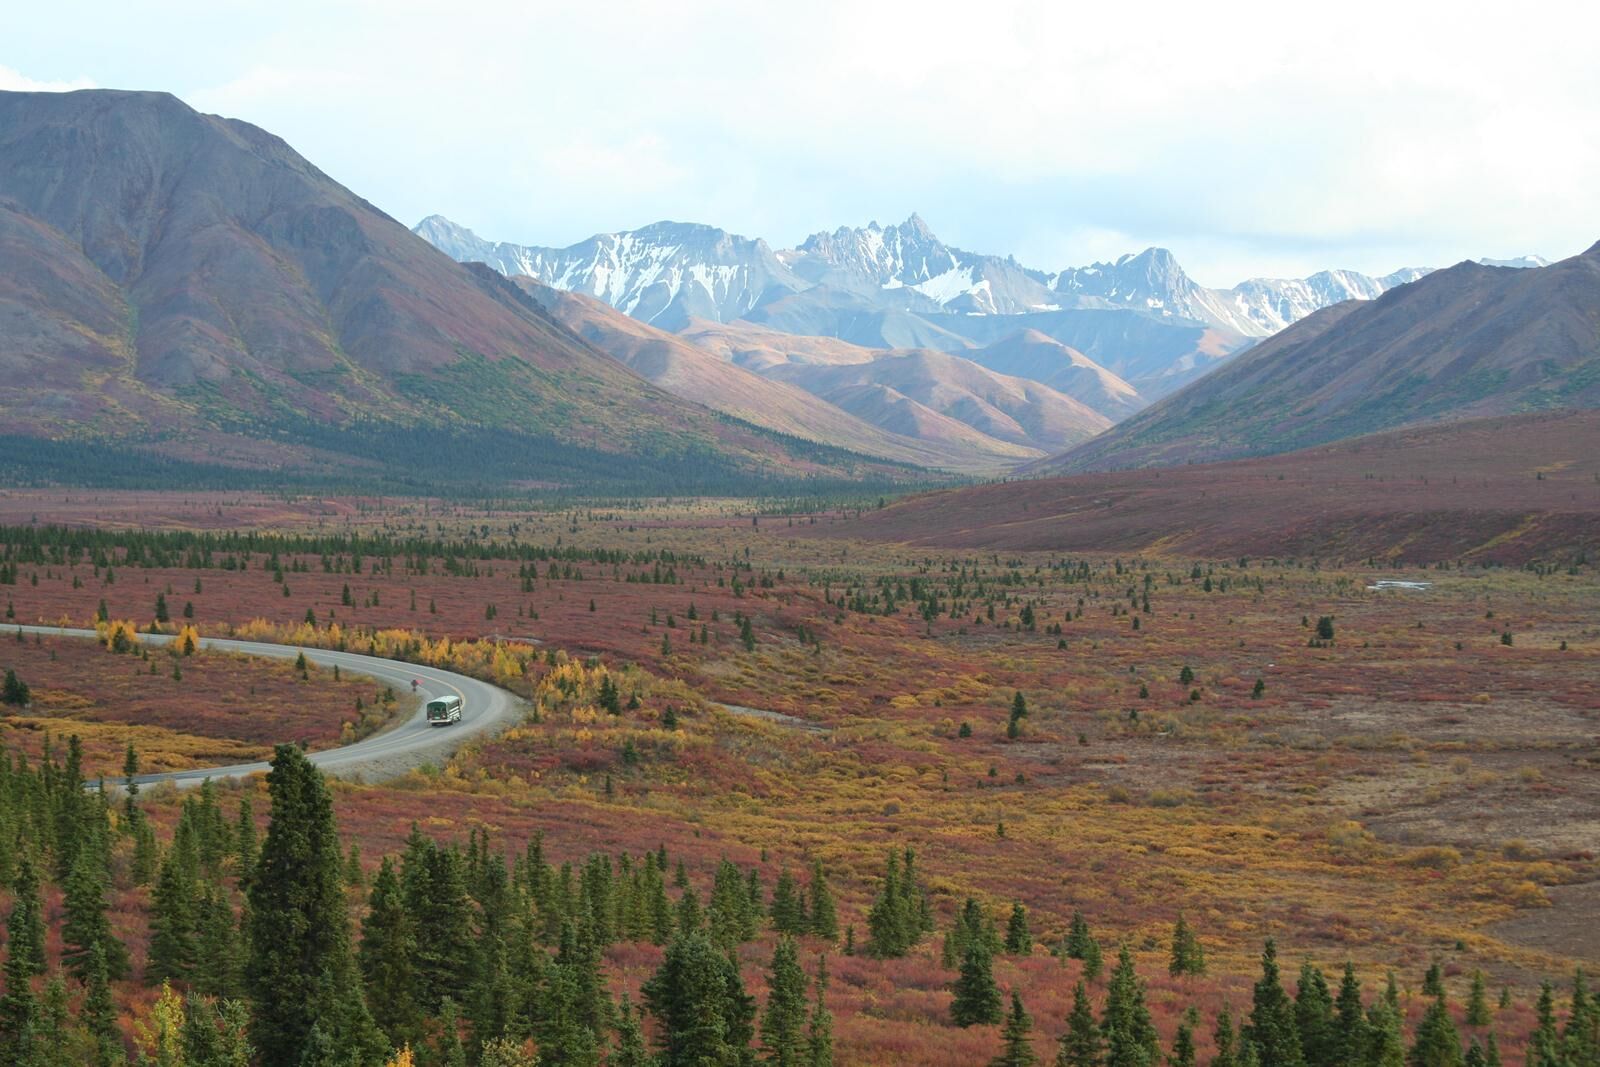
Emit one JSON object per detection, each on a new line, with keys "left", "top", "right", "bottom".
{"left": 11, "top": 626, "right": 524, "bottom": 786}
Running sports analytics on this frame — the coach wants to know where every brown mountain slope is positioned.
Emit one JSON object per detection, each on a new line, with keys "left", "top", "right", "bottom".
{"left": 819, "top": 410, "right": 1600, "bottom": 563}
{"left": 519, "top": 282, "right": 1034, "bottom": 471}
{"left": 964, "top": 329, "right": 1145, "bottom": 419}
{"left": 1040, "top": 243, "right": 1600, "bottom": 473}
{"left": 0, "top": 89, "right": 899, "bottom": 490}
{"left": 758, "top": 349, "right": 1112, "bottom": 453}
{"left": 676, "top": 319, "right": 1110, "bottom": 452}
{"left": 677, "top": 319, "right": 885, "bottom": 370}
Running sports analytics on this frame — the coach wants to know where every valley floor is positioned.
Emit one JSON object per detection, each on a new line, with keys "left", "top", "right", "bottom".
{"left": 1, "top": 490, "right": 1595, "bottom": 1065}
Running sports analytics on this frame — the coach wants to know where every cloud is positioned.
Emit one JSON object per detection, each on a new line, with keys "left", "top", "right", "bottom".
{"left": 7, "top": 0, "right": 1599, "bottom": 282}
{"left": 0, "top": 65, "right": 95, "bottom": 93}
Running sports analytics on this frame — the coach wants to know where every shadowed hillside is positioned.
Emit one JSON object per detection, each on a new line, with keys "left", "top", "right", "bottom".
{"left": 1042, "top": 243, "right": 1600, "bottom": 473}
{"left": 823, "top": 410, "right": 1600, "bottom": 563}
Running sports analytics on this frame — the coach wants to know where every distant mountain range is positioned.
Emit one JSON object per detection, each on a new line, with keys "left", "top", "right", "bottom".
{"left": 0, "top": 86, "right": 1575, "bottom": 494}
{"left": 0, "top": 89, "right": 914, "bottom": 491}
{"left": 523, "top": 280, "right": 1115, "bottom": 471}
{"left": 420, "top": 213, "right": 1565, "bottom": 470}
{"left": 418, "top": 214, "right": 1545, "bottom": 415}
{"left": 1041, "top": 242, "right": 1600, "bottom": 473}
{"left": 417, "top": 213, "right": 1469, "bottom": 339}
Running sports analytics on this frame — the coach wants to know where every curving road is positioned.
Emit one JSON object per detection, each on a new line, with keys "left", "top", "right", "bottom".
{"left": 11, "top": 626, "right": 525, "bottom": 786}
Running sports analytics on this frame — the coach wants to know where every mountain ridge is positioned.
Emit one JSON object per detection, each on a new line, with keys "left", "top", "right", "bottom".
{"left": 0, "top": 88, "right": 917, "bottom": 491}
{"left": 1035, "top": 243, "right": 1600, "bottom": 473}
{"left": 415, "top": 212, "right": 1530, "bottom": 342}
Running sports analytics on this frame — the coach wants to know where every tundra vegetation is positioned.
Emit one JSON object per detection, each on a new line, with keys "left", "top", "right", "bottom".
{"left": 0, "top": 491, "right": 1596, "bottom": 1066}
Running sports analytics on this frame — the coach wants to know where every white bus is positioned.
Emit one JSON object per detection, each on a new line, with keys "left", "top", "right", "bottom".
{"left": 426, "top": 694, "right": 463, "bottom": 726}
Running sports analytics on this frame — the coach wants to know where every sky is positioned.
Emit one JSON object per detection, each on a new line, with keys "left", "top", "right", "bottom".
{"left": 5, "top": 0, "right": 1598, "bottom": 286}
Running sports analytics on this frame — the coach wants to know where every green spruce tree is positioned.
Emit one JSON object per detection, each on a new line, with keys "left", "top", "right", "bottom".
{"left": 1057, "top": 980, "right": 1105, "bottom": 1067}
{"left": 761, "top": 937, "right": 809, "bottom": 1066}
{"left": 952, "top": 939, "right": 1003, "bottom": 1028}
{"left": 1245, "top": 940, "right": 1304, "bottom": 1067}
{"left": 993, "top": 991, "right": 1038, "bottom": 1067}
{"left": 245, "top": 744, "right": 371, "bottom": 1066}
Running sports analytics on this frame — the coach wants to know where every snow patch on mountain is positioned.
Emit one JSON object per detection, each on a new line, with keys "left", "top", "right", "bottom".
{"left": 415, "top": 212, "right": 1548, "bottom": 352}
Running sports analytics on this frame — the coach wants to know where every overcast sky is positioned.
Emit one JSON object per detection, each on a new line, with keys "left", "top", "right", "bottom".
{"left": 5, "top": 0, "right": 1597, "bottom": 285}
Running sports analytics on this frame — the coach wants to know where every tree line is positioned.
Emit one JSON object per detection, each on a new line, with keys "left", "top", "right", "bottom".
{"left": 1, "top": 734, "right": 1596, "bottom": 1066}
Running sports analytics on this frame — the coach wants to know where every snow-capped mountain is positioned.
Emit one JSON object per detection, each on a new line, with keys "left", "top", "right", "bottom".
{"left": 414, "top": 215, "right": 802, "bottom": 331}
{"left": 779, "top": 214, "right": 1057, "bottom": 316}
{"left": 1225, "top": 267, "right": 1431, "bottom": 334}
{"left": 415, "top": 213, "right": 1547, "bottom": 403}
{"left": 417, "top": 213, "right": 1500, "bottom": 339}
{"left": 1046, "top": 250, "right": 1439, "bottom": 336}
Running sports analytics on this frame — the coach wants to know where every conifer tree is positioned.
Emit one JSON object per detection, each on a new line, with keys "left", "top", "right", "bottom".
{"left": 1408, "top": 994, "right": 1464, "bottom": 1067}
{"left": 1065, "top": 911, "right": 1100, "bottom": 972}
{"left": 181, "top": 992, "right": 253, "bottom": 1067}
{"left": 1170, "top": 1021, "right": 1197, "bottom": 1067}
{"left": 81, "top": 941, "right": 123, "bottom": 1067}
{"left": 233, "top": 795, "right": 257, "bottom": 888}
{"left": 1366, "top": 1000, "right": 1407, "bottom": 1067}
{"left": 806, "top": 956, "right": 834, "bottom": 1067}
{"left": 646, "top": 859, "right": 674, "bottom": 945}
{"left": 121, "top": 743, "right": 141, "bottom": 823}
{"left": 1, "top": 668, "right": 29, "bottom": 707}
{"left": 710, "top": 859, "right": 756, "bottom": 949}
{"left": 807, "top": 861, "right": 837, "bottom": 942}
{"left": 1057, "top": 980, "right": 1104, "bottom": 1067}
{"left": 147, "top": 852, "right": 199, "bottom": 985}
{"left": 1212, "top": 1007, "right": 1238, "bottom": 1067}
{"left": 402, "top": 835, "right": 475, "bottom": 1011}
{"left": 952, "top": 939, "right": 1003, "bottom": 1028}
{"left": 1334, "top": 961, "right": 1371, "bottom": 1066}
{"left": 946, "top": 898, "right": 1000, "bottom": 969}
{"left": 993, "top": 991, "right": 1039, "bottom": 1067}
{"left": 193, "top": 884, "right": 244, "bottom": 1000}
{"left": 7, "top": 856, "right": 47, "bottom": 977}
{"left": 1168, "top": 914, "right": 1205, "bottom": 977}
{"left": 436, "top": 996, "right": 470, "bottom": 1067}
{"left": 1245, "top": 940, "right": 1304, "bottom": 1067}
{"left": 1423, "top": 963, "right": 1444, "bottom": 999}
{"left": 360, "top": 856, "right": 422, "bottom": 1045}
{"left": 0, "top": 906, "right": 39, "bottom": 1067}
{"left": 1295, "top": 961, "right": 1336, "bottom": 1067}
{"left": 1465, "top": 971, "right": 1491, "bottom": 1028}
{"left": 1562, "top": 969, "right": 1595, "bottom": 1064}
{"left": 641, "top": 930, "right": 756, "bottom": 1067}
{"left": 676, "top": 885, "right": 704, "bottom": 936}
{"left": 771, "top": 870, "right": 807, "bottom": 936}
{"left": 762, "top": 937, "right": 809, "bottom": 1066}
{"left": 614, "top": 993, "right": 651, "bottom": 1067}
{"left": 36, "top": 973, "right": 72, "bottom": 1067}
{"left": 1006, "top": 903, "right": 1033, "bottom": 955}
{"left": 865, "top": 850, "right": 912, "bottom": 958}
{"left": 534, "top": 949, "right": 602, "bottom": 1067}
{"left": 61, "top": 846, "right": 130, "bottom": 981}
{"left": 1101, "top": 944, "right": 1159, "bottom": 1067}
{"left": 246, "top": 744, "right": 369, "bottom": 1067}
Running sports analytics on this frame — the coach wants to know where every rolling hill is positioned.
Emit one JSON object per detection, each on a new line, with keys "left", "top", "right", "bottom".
{"left": 1041, "top": 243, "right": 1600, "bottom": 473}
{"left": 0, "top": 89, "right": 908, "bottom": 491}
{"left": 824, "top": 410, "right": 1600, "bottom": 563}
{"left": 518, "top": 281, "right": 1040, "bottom": 471}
